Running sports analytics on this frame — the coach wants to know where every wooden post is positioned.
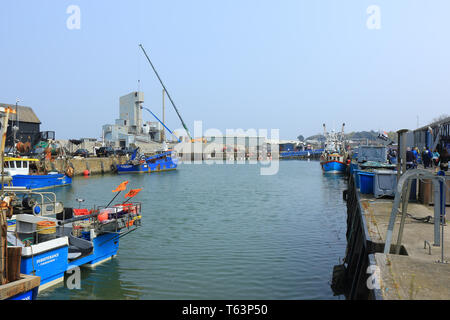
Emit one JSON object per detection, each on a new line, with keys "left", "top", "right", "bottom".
{"left": 0, "top": 107, "right": 15, "bottom": 285}
{"left": 7, "top": 247, "right": 21, "bottom": 282}
{"left": 0, "top": 208, "right": 7, "bottom": 285}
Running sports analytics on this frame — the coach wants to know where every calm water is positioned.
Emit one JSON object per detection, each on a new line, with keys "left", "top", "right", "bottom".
{"left": 37, "top": 160, "right": 348, "bottom": 300}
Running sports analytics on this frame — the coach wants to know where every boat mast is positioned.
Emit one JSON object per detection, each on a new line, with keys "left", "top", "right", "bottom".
{"left": 0, "top": 107, "right": 16, "bottom": 192}
{"left": 13, "top": 99, "right": 19, "bottom": 154}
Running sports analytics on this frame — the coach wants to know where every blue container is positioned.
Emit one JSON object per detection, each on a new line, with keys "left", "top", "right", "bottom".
{"left": 359, "top": 171, "right": 374, "bottom": 194}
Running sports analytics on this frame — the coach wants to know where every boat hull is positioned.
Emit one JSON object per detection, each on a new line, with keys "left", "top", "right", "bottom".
{"left": 116, "top": 163, "right": 149, "bottom": 173}
{"left": 20, "top": 238, "right": 69, "bottom": 291}
{"left": 320, "top": 160, "right": 347, "bottom": 173}
{"left": 19, "top": 233, "right": 120, "bottom": 292}
{"left": 11, "top": 174, "right": 72, "bottom": 190}
{"left": 117, "top": 158, "right": 178, "bottom": 174}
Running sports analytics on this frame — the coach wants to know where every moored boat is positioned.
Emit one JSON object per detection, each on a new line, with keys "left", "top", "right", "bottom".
{"left": 4, "top": 181, "right": 142, "bottom": 294}
{"left": 320, "top": 123, "right": 349, "bottom": 174}
{"left": 116, "top": 149, "right": 178, "bottom": 174}
{"left": 320, "top": 153, "right": 348, "bottom": 173}
{"left": 3, "top": 157, "right": 72, "bottom": 190}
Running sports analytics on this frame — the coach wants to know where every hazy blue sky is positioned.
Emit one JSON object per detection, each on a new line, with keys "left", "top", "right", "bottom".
{"left": 1, "top": 1, "right": 449, "bottom": 140}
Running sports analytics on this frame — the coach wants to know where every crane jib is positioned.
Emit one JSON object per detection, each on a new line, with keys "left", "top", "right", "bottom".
{"left": 139, "top": 44, "right": 192, "bottom": 140}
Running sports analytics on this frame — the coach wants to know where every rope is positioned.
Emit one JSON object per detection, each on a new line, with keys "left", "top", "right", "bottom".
{"left": 396, "top": 210, "right": 433, "bottom": 223}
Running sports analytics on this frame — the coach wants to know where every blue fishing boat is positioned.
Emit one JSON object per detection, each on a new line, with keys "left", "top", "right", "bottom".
{"left": 320, "top": 154, "right": 348, "bottom": 173}
{"left": 320, "top": 123, "right": 349, "bottom": 174}
{"left": 3, "top": 157, "right": 72, "bottom": 190}
{"left": 116, "top": 149, "right": 178, "bottom": 174}
{"left": 5, "top": 182, "right": 142, "bottom": 294}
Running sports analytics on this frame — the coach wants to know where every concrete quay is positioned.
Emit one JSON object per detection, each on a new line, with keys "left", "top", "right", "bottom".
{"left": 362, "top": 195, "right": 450, "bottom": 300}
{"left": 340, "top": 167, "right": 450, "bottom": 300}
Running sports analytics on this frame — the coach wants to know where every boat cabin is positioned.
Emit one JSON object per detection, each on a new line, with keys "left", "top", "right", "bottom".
{"left": 323, "top": 153, "right": 344, "bottom": 162}
{"left": 3, "top": 157, "right": 40, "bottom": 176}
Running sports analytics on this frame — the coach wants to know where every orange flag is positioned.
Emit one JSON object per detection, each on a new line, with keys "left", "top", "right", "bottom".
{"left": 124, "top": 188, "right": 142, "bottom": 198}
{"left": 112, "top": 181, "right": 128, "bottom": 193}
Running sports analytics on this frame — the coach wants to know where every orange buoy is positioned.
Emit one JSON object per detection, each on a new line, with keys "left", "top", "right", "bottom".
{"left": 98, "top": 212, "right": 108, "bottom": 222}
{"left": 83, "top": 169, "right": 90, "bottom": 176}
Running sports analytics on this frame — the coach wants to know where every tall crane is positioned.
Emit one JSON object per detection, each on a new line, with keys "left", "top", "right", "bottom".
{"left": 139, "top": 44, "right": 192, "bottom": 141}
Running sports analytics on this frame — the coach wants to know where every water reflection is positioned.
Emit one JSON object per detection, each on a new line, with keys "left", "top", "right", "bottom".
{"left": 38, "top": 258, "right": 145, "bottom": 300}
{"left": 42, "top": 161, "right": 348, "bottom": 299}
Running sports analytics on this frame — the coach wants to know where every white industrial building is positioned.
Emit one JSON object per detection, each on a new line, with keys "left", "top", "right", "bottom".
{"left": 102, "top": 91, "right": 164, "bottom": 148}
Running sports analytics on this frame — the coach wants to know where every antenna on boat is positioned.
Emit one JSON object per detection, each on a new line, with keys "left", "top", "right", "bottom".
{"left": 138, "top": 44, "right": 192, "bottom": 140}
{"left": 13, "top": 98, "right": 19, "bottom": 153}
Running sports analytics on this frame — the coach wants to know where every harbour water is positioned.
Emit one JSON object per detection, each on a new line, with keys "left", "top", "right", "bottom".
{"left": 38, "top": 160, "right": 348, "bottom": 300}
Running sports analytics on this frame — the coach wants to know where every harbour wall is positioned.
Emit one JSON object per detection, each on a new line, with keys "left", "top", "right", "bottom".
{"left": 41, "top": 156, "right": 129, "bottom": 176}
{"left": 332, "top": 172, "right": 383, "bottom": 299}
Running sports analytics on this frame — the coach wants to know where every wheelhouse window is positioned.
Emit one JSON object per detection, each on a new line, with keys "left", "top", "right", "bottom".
{"left": 16, "top": 161, "right": 22, "bottom": 168}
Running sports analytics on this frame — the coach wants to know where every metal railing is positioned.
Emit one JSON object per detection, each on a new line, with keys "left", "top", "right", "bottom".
{"left": 4, "top": 188, "right": 63, "bottom": 216}
{"left": 384, "top": 169, "right": 449, "bottom": 260}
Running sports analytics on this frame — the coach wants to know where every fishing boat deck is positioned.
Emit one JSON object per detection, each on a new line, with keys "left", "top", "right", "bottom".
{"left": 360, "top": 195, "right": 450, "bottom": 299}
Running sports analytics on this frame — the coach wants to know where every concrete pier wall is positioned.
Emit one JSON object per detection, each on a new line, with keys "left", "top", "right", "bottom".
{"left": 332, "top": 172, "right": 383, "bottom": 300}
{"left": 42, "top": 156, "right": 128, "bottom": 176}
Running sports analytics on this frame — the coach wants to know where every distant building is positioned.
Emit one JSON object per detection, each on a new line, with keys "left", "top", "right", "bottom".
{"left": 414, "top": 116, "right": 450, "bottom": 152}
{"left": 102, "top": 91, "right": 164, "bottom": 148}
{"left": 0, "top": 103, "right": 42, "bottom": 148}
{"left": 276, "top": 140, "right": 304, "bottom": 152}
{"left": 206, "top": 134, "right": 266, "bottom": 149}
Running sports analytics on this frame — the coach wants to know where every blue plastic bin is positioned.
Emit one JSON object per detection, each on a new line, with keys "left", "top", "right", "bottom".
{"left": 358, "top": 171, "right": 374, "bottom": 194}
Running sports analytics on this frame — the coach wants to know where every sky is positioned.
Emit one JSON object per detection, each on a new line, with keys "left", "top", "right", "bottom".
{"left": 1, "top": 1, "right": 449, "bottom": 140}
